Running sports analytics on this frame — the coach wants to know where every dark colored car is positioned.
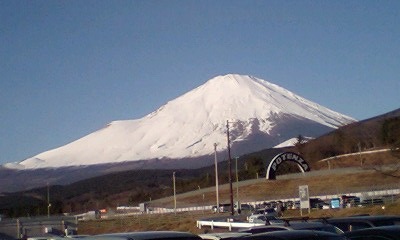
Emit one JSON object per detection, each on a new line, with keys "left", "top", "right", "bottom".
{"left": 322, "top": 215, "right": 400, "bottom": 232}
{"left": 232, "top": 230, "right": 346, "bottom": 240}
{"left": 239, "top": 221, "right": 342, "bottom": 234}
{"left": 252, "top": 208, "right": 278, "bottom": 216}
{"left": 310, "top": 198, "right": 326, "bottom": 209}
{"left": 343, "top": 225, "right": 400, "bottom": 240}
{"left": 83, "top": 231, "right": 202, "bottom": 240}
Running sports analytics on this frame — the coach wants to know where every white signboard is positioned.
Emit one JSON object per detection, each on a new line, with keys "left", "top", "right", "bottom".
{"left": 299, "top": 185, "right": 310, "bottom": 209}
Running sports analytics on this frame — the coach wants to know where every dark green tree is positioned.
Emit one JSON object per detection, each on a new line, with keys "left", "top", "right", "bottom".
{"left": 294, "top": 134, "right": 306, "bottom": 155}
{"left": 243, "top": 156, "right": 265, "bottom": 178}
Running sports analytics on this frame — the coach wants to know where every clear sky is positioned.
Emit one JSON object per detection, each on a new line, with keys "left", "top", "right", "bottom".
{"left": 1, "top": 0, "right": 399, "bottom": 165}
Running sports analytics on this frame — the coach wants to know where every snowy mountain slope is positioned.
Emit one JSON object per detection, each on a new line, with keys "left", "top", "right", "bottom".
{"left": 9, "top": 74, "right": 355, "bottom": 169}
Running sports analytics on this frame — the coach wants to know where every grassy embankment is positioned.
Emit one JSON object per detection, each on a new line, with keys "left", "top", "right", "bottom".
{"left": 79, "top": 169, "right": 400, "bottom": 235}
{"left": 78, "top": 203, "right": 400, "bottom": 235}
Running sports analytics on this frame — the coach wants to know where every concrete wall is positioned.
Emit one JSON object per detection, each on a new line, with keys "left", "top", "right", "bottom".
{"left": 0, "top": 216, "right": 77, "bottom": 240}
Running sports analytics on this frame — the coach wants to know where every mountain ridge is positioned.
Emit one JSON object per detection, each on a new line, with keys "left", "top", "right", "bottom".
{"left": 1, "top": 107, "right": 398, "bottom": 195}
{"left": 6, "top": 74, "right": 355, "bottom": 169}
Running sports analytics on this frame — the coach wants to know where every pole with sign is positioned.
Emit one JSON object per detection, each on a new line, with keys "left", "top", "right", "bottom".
{"left": 299, "top": 185, "right": 310, "bottom": 216}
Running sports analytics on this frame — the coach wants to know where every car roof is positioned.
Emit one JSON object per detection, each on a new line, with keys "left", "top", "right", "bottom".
{"left": 325, "top": 215, "right": 400, "bottom": 227}
{"left": 249, "top": 215, "right": 278, "bottom": 219}
{"left": 327, "top": 215, "right": 400, "bottom": 221}
{"left": 85, "top": 231, "right": 201, "bottom": 240}
{"left": 239, "top": 222, "right": 340, "bottom": 233}
{"left": 287, "top": 221, "right": 332, "bottom": 228}
{"left": 235, "top": 230, "right": 344, "bottom": 240}
{"left": 263, "top": 221, "right": 335, "bottom": 228}
{"left": 199, "top": 232, "right": 250, "bottom": 240}
{"left": 344, "top": 225, "right": 400, "bottom": 239}
{"left": 239, "top": 225, "right": 291, "bottom": 233}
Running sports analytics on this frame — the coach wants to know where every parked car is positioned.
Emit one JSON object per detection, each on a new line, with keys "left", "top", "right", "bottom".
{"left": 293, "top": 201, "right": 300, "bottom": 209}
{"left": 283, "top": 201, "right": 294, "bottom": 210}
{"left": 236, "top": 204, "right": 254, "bottom": 212}
{"left": 239, "top": 221, "right": 343, "bottom": 234}
{"left": 310, "top": 198, "right": 327, "bottom": 209}
{"left": 321, "top": 215, "right": 400, "bottom": 232}
{"left": 252, "top": 208, "right": 278, "bottom": 217}
{"left": 212, "top": 204, "right": 232, "bottom": 213}
{"left": 83, "top": 231, "right": 202, "bottom": 240}
{"left": 247, "top": 215, "right": 284, "bottom": 224}
{"left": 343, "top": 225, "right": 400, "bottom": 240}
{"left": 341, "top": 195, "right": 360, "bottom": 208}
{"left": 231, "top": 230, "right": 346, "bottom": 240}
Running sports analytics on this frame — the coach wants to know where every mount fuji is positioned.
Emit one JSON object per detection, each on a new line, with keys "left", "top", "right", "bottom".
{"left": 6, "top": 74, "right": 355, "bottom": 170}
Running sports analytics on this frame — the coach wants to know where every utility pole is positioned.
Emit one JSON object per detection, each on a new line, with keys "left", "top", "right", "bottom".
{"left": 47, "top": 182, "right": 51, "bottom": 218}
{"left": 226, "top": 120, "right": 234, "bottom": 216}
{"left": 358, "top": 142, "right": 363, "bottom": 166}
{"left": 173, "top": 172, "right": 176, "bottom": 214}
{"left": 214, "top": 143, "right": 220, "bottom": 212}
{"left": 235, "top": 157, "right": 239, "bottom": 202}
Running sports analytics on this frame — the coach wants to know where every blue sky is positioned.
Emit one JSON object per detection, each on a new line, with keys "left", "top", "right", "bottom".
{"left": 1, "top": 0, "right": 399, "bottom": 165}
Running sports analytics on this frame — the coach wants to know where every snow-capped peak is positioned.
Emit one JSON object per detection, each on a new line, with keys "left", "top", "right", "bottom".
{"left": 8, "top": 74, "right": 355, "bottom": 169}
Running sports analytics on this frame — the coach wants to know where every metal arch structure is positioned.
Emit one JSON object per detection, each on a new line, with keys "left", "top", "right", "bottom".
{"left": 265, "top": 152, "right": 310, "bottom": 180}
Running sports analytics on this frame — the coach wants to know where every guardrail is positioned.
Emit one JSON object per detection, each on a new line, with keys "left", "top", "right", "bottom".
{"left": 318, "top": 148, "right": 393, "bottom": 163}
{"left": 98, "top": 188, "right": 399, "bottom": 221}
